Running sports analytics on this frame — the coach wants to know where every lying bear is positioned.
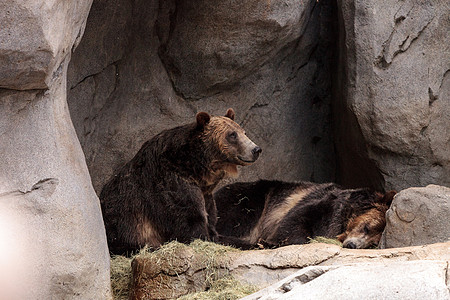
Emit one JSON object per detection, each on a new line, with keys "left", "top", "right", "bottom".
{"left": 214, "top": 180, "right": 395, "bottom": 249}
{"left": 100, "top": 109, "right": 261, "bottom": 254}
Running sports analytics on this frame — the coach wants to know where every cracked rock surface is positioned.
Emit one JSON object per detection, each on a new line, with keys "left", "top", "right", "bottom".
{"left": 0, "top": 1, "right": 92, "bottom": 90}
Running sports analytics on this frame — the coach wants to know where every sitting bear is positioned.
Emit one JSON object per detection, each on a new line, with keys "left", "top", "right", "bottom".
{"left": 100, "top": 109, "right": 261, "bottom": 254}
{"left": 214, "top": 180, "right": 395, "bottom": 249}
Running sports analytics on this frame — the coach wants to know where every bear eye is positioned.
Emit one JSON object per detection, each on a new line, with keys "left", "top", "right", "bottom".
{"left": 363, "top": 225, "right": 370, "bottom": 234}
{"left": 228, "top": 131, "right": 237, "bottom": 139}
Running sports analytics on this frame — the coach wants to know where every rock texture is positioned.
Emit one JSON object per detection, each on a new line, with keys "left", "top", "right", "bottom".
{"left": 129, "top": 241, "right": 450, "bottom": 299}
{"left": 0, "top": 1, "right": 92, "bottom": 90}
{"left": 67, "top": 0, "right": 337, "bottom": 192}
{"left": 0, "top": 0, "right": 111, "bottom": 299}
{"left": 159, "top": 0, "right": 316, "bottom": 100}
{"left": 67, "top": 0, "right": 449, "bottom": 193}
{"left": 380, "top": 185, "right": 450, "bottom": 249}
{"left": 242, "top": 261, "right": 450, "bottom": 300}
{"left": 229, "top": 242, "right": 450, "bottom": 288}
{"left": 335, "top": 0, "right": 450, "bottom": 190}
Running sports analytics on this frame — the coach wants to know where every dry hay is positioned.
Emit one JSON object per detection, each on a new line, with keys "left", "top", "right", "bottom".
{"left": 188, "top": 239, "right": 240, "bottom": 286}
{"left": 109, "top": 240, "right": 247, "bottom": 300}
{"left": 308, "top": 236, "right": 381, "bottom": 249}
{"left": 177, "top": 276, "right": 259, "bottom": 300}
{"left": 110, "top": 254, "right": 133, "bottom": 300}
{"left": 110, "top": 246, "right": 152, "bottom": 300}
{"left": 308, "top": 236, "right": 343, "bottom": 246}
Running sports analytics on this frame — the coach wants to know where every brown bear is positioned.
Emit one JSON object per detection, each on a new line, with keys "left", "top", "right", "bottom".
{"left": 214, "top": 180, "right": 395, "bottom": 249}
{"left": 100, "top": 108, "right": 261, "bottom": 254}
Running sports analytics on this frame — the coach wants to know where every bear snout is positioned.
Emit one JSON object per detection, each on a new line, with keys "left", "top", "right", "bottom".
{"left": 236, "top": 138, "right": 261, "bottom": 164}
{"left": 252, "top": 146, "right": 262, "bottom": 160}
{"left": 343, "top": 241, "right": 357, "bottom": 249}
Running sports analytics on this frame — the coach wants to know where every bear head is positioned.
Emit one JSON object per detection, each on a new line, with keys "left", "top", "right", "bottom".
{"left": 196, "top": 108, "right": 262, "bottom": 171}
{"left": 337, "top": 190, "right": 396, "bottom": 249}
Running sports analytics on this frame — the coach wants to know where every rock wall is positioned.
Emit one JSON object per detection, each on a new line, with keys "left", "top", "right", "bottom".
{"left": 67, "top": 0, "right": 337, "bottom": 192}
{"left": 68, "top": 0, "right": 449, "bottom": 193}
{"left": 335, "top": 0, "right": 450, "bottom": 190}
{"left": 0, "top": 1, "right": 111, "bottom": 299}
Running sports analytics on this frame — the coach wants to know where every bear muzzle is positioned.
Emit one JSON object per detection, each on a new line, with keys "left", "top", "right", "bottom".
{"left": 237, "top": 145, "right": 262, "bottom": 164}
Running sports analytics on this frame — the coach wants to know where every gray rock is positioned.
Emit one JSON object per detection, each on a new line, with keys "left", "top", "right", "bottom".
{"left": 0, "top": 0, "right": 111, "bottom": 298}
{"left": 0, "top": 0, "right": 93, "bottom": 90}
{"left": 228, "top": 242, "right": 450, "bottom": 288}
{"left": 380, "top": 184, "right": 450, "bottom": 248}
{"left": 67, "top": 0, "right": 337, "bottom": 192}
{"left": 228, "top": 244, "right": 341, "bottom": 287}
{"left": 335, "top": 0, "right": 450, "bottom": 190}
{"left": 0, "top": 68, "right": 111, "bottom": 299}
{"left": 242, "top": 261, "right": 450, "bottom": 300}
{"left": 159, "top": 0, "right": 316, "bottom": 99}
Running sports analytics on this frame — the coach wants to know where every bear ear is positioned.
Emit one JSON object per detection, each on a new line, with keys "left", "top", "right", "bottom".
{"left": 377, "top": 191, "right": 397, "bottom": 206}
{"left": 380, "top": 190, "right": 396, "bottom": 206}
{"left": 196, "top": 112, "right": 210, "bottom": 128}
{"left": 336, "top": 233, "right": 347, "bottom": 243}
{"left": 225, "top": 108, "right": 235, "bottom": 120}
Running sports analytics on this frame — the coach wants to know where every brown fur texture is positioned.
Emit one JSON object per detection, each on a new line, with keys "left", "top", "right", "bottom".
{"left": 100, "top": 108, "right": 261, "bottom": 254}
{"left": 214, "top": 180, "right": 395, "bottom": 249}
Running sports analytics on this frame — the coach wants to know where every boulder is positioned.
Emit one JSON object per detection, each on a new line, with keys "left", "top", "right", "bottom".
{"left": 0, "top": 0, "right": 92, "bottom": 90}
{"left": 242, "top": 261, "right": 450, "bottom": 300}
{"left": 67, "top": 0, "right": 337, "bottom": 192}
{"left": 335, "top": 0, "right": 450, "bottom": 190}
{"left": 380, "top": 185, "right": 450, "bottom": 248}
{"left": 0, "top": 0, "right": 111, "bottom": 299}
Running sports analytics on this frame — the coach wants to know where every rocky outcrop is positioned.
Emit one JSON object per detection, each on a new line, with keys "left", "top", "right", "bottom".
{"left": 334, "top": 0, "right": 450, "bottom": 190}
{"left": 229, "top": 242, "right": 450, "bottom": 288}
{"left": 67, "top": 0, "right": 337, "bottom": 192}
{"left": 380, "top": 185, "right": 450, "bottom": 248}
{"left": 0, "top": 1, "right": 111, "bottom": 299}
{"left": 0, "top": 1, "right": 92, "bottom": 90}
{"left": 242, "top": 260, "right": 450, "bottom": 300}
{"left": 129, "top": 241, "right": 450, "bottom": 299}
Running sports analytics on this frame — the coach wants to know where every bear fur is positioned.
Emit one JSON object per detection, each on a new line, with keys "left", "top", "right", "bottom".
{"left": 100, "top": 109, "right": 261, "bottom": 254}
{"left": 214, "top": 180, "right": 395, "bottom": 249}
